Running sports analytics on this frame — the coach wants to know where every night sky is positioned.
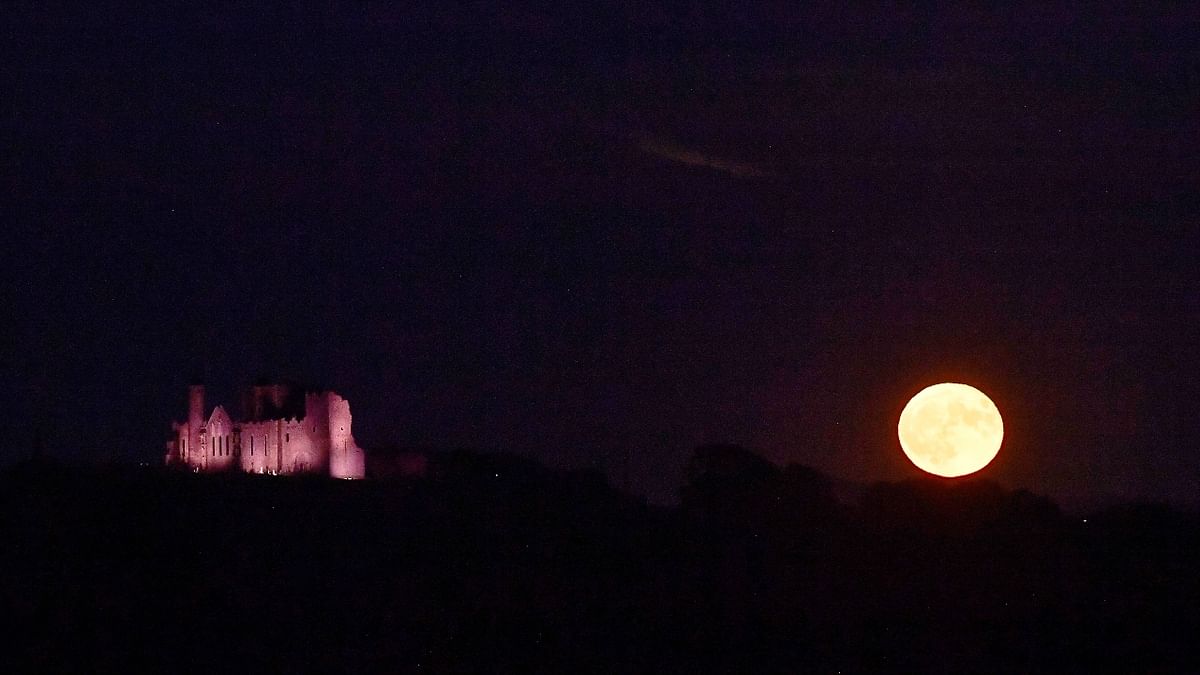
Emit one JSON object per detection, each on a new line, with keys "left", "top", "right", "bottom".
{"left": 5, "top": 4, "right": 1197, "bottom": 507}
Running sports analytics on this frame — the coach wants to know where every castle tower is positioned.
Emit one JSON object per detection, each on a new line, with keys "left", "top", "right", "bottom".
{"left": 187, "top": 384, "right": 205, "bottom": 468}
{"left": 327, "top": 393, "right": 365, "bottom": 479}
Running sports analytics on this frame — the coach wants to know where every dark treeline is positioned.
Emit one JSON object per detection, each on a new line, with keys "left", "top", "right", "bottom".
{"left": 2, "top": 445, "right": 1197, "bottom": 672}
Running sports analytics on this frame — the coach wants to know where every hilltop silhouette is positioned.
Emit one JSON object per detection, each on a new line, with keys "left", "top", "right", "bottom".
{"left": 1, "top": 445, "right": 1196, "bottom": 672}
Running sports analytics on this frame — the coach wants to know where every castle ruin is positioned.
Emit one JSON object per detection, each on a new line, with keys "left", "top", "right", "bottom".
{"left": 165, "top": 382, "right": 366, "bottom": 479}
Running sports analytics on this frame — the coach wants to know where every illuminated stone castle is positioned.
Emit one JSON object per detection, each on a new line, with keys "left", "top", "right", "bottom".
{"left": 165, "top": 382, "right": 366, "bottom": 479}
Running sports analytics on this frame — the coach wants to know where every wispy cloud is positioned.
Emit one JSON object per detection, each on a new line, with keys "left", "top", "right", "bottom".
{"left": 638, "top": 138, "right": 775, "bottom": 178}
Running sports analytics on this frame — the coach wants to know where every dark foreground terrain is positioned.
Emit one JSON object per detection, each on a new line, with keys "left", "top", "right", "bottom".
{"left": 3, "top": 446, "right": 1197, "bottom": 673}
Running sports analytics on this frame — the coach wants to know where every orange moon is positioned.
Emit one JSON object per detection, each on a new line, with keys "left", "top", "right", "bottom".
{"left": 897, "top": 383, "right": 1003, "bottom": 478}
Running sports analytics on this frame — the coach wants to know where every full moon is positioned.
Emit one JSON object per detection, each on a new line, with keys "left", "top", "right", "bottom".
{"left": 897, "top": 383, "right": 1003, "bottom": 478}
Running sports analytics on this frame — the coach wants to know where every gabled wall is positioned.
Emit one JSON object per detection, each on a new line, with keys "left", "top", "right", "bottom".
{"left": 205, "top": 406, "right": 237, "bottom": 471}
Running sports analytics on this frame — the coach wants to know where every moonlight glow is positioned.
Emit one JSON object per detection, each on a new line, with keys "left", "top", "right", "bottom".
{"left": 897, "top": 383, "right": 1003, "bottom": 478}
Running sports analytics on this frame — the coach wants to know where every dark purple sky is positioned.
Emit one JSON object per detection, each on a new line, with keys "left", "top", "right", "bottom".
{"left": 4, "top": 4, "right": 1198, "bottom": 506}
